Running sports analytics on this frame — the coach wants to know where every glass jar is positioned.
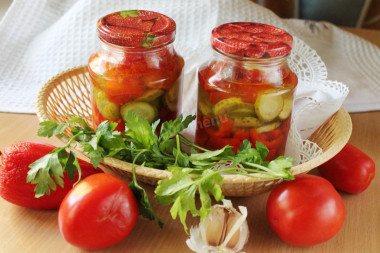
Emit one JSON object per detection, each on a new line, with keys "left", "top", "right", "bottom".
{"left": 88, "top": 10, "right": 184, "bottom": 131}
{"left": 195, "top": 22, "right": 298, "bottom": 160}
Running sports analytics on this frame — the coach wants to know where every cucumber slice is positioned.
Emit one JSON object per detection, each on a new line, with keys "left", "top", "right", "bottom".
{"left": 255, "top": 90, "right": 284, "bottom": 122}
{"left": 213, "top": 97, "right": 255, "bottom": 116}
{"left": 165, "top": 78, "right": 180, "bottom": 111}
{"left": 197, "top": 89, "right": 214, "bottom": 116}
{"left": 255, "top": 121, "right": 281, "bottom": 133}
{"left": 120, "top": 101, "right": 157, "bottom": 123}
{"left": 165, "top": 94, "right": 178, "bottom": 111}
{"left": 228, "top": 107, "right": 256, "bottom": 118}
{"left": 198, "top": 99, "right": 214, "bottom": 116}
{"left": 148, "top": 97, "right": 161, "bottom": 109}
{"left": 137, "top": 89, "right": 164, "bottom": 102}
{"left": 278, "top": 93, "right": 293, "bottom": 120}
{"left": 92, "top": 87, "right": 120, "bottom": 119}
{"left": 233, "top": 117, "right": 262, "bottom": 128}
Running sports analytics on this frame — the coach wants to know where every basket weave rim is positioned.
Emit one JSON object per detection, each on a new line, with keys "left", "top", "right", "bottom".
{"left": 35, "top": 65, "right": 352, "bottom": 184}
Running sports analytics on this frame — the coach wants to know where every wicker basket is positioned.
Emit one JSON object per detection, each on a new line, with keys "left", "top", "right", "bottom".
{"left": 35, "top": 66, "right": 352, "bottom": 196}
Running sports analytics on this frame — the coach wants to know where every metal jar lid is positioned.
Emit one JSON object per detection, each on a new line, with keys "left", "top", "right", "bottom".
{"left": 97, "top": 10, "right": 176, "bottom": 48}
{"left": 211, "top": 22, "right": 293, "bottom": 58}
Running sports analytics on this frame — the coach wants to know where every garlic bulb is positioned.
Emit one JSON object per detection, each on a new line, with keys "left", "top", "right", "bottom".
{"left": 186, "top": 199, "right": 249, "bottom": 253}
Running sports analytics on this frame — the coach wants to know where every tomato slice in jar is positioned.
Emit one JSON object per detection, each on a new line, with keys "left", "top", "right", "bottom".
{"left": 104, "top": 69, "right": 145, "bottom": 105}
{"left": 236, "top": 83, "right": 272, "bottom": 104}
{"left": 208, "top": 90, "right": 233, "bottom": 104}
{"left": 142, "top": 52, "right": 183, "bottom": 90}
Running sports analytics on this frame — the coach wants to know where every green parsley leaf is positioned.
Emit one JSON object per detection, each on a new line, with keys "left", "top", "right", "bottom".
{"left": 69, "top": 116, "right": 94, "bottom": 132}
{"left": 129, "top": 181, "right": 164, "bottom": 228}
{"left": 155, "top": 168, "right": 224, "bottom": 233}
{"left": 267, "top": 156, "right": 294, "bottom": 180}
{"left": 255, "top": 141, "right": 269, "bottom": 160}
{"left": 27, "top": 148, "right": 66, "bottom": 197}
{"left": 38, "top": 121, "right": 69, "bottom": 137}
{"left": 61, "top": 150, "right": 81, "bottom": 182}
{"left": 160, "top": 115, "right": 196, "bottom": 141}
{"left": 232, "top": 140, "right": 263, "bottom": 165}
{"left": 124, "top": 110, "right": 157, "bottom": 149}
{"left": 129, "top": 150, "right": 164, "bottom": 227}
{"left": 189, "top": 146, "right": 230, "bottom": 161}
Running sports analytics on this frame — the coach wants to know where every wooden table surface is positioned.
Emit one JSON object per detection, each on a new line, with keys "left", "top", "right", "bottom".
{"left": 0, "top": 27, "right": 379, "bottom": 252}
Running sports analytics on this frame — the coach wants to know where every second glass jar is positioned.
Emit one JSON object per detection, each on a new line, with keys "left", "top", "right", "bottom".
{"left": 195, "top": 22, "right": 298, "bottom": 160}
{"left": 88, "top": 10, "right": 184, "bottom": 131}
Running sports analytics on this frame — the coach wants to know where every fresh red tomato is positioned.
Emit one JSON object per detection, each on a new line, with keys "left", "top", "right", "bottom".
{"left": 58, "top": 173, "right": 139, "bottom": 250}
{"left": 318, "top": 143, "right": 376, "bottom": 193}
{"left": 266, "top": 174, "right": 346, "bottom": 246}
{"left": 0, "top": 141, "right": 101, "bottom": 209}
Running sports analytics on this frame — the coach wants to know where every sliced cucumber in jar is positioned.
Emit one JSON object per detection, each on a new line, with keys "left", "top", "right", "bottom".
{"left": 255, "top": 121, "right": 281, "bottom": 133}
{"left": 255, "top": 89, "right": 284, "bottom": 122}
{"left": 165, "top": 78, "right": 180, "bottom": 111}
{"left": 120, "top": 101, "right": 157, "bottom": 124}
{"left": 92, "top": 87, "right": 120, "bottom": 119}
{"left": 198, "top": 89, "right": 214, "bottom": 116}
{"left": 213, "top": 97, "right": 255, "bottom": 116}
{"left": 228, "top": 107, "right": 256, "bottom": 118}
{"left": 137, "top": 89, "right": 164, "bottom": 102}
{"left": 278, "top": 93, "right": 293, "bottom": 120}
{"left": 198, "top": 99, "right": 214, "bottom": 116}
{"left": 233, "top": 116, "right": 262, "bottom": 128}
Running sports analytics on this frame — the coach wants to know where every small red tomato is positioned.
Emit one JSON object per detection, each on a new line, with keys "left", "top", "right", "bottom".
{"left": 266, "top": 174, "right": 346, "bottom": 246}
{"left": 58, "top": 173, "right": 139, "bottom": 250}
{"left": 318, "top": 143, "right": 375, "bottom": 193}
{"left": 0, "top": 141, "right": 101, "bottom": 209}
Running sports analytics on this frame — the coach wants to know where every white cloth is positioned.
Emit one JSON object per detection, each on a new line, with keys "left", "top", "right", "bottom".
{"left": 0, "top": 0, "right": 378, "bottom": 115}
{"left": 286, "top": 19, "right": 380, "bottom": 113}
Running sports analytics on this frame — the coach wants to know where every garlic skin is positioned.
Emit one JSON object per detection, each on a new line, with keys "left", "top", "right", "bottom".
{"left": 186, "top": 199, "right": 249, "bottom": 253}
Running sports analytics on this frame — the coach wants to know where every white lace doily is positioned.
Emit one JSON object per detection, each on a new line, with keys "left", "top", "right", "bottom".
{"left": 0, "top": 0, "right": 354, "bottom": 165}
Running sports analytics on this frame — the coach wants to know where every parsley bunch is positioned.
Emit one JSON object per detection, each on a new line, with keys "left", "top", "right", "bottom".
{"left": 28, "top": 112, "right": 294, "bottom": 231}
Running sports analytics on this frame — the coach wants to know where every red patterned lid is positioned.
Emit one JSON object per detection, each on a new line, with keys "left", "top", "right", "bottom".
{"left": 97, "top": 10, "right": 176, "bottom": 48}
{"left": 211, "top": 22, "right": 293, "bottom": 58}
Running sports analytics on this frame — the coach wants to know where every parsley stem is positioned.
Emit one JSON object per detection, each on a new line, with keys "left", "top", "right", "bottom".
{"left": 179, "top": 134, "right": 212, "bottom": 153}
{"left": 131, "top": 150, "right": 148, "bottom": 183}
{"left": 65, "top": 132, "right": 84, "bottom": 149}
{"left": 205, "top": 166, "right": 284, "bottom": 181}
{"left": 174, "top": 135, "right": 181, "bottom": 166}
{"left": 243, "top": 162, "right": 289, "bottom": 177}
{"left": 217, "top": 170, "right": 278, "bottom": 180}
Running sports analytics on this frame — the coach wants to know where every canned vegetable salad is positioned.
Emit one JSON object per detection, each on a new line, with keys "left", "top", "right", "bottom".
{"left": 195, "top": 22, "right": 297, "bottom": 159}
{"left": 88, "top": 10, "right": 184, "bottom": 131}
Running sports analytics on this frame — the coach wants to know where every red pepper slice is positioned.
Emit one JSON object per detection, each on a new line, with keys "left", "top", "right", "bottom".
{"left": 250, "top": 129, "right": 260, "bottom": 144}
{"left": 208, "top": 135, "right": 241, "bottom": 153}
{"left": 204, "top": 117, "right": 234, "bottom": 138}
{"left": 265, "top": 148, "right": 277, "bottom": 161}
{"left": 234, "top": 130, "right": 250, "bottom": 141}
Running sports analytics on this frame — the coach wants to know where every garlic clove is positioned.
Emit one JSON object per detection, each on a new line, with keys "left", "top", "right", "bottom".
{"left": 201, "top": 206, "right": 227, "bottom": 246}
{"left": 225, "top": 211, "right": 242, "bottom": 249}
{"left": 187, "top": 199, "right": 249, "bottom": 253}
{"left": 224, "top": 206, "right": 249, "bottom": 251}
